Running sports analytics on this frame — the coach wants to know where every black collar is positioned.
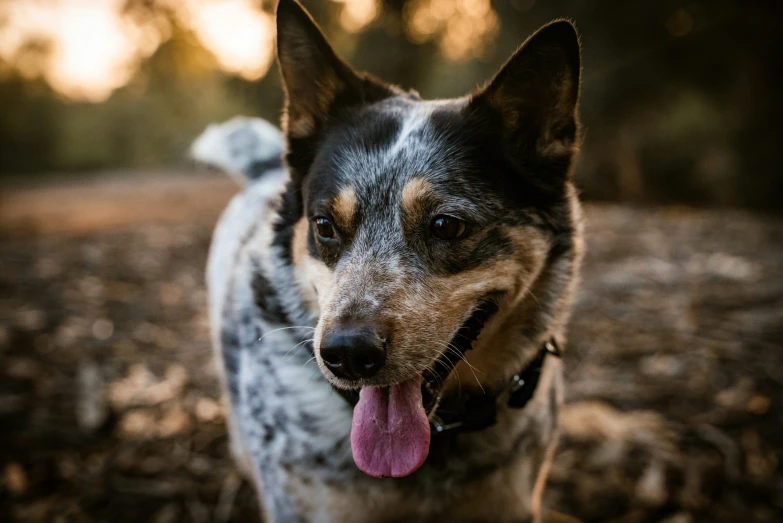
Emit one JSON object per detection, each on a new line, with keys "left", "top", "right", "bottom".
{"left": 428, "top": 338, "right": 561, "bottom": 435}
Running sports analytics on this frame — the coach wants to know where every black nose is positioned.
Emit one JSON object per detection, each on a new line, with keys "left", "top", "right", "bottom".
{"left": 320, "top": 325, "right": 386, "bottom": 380}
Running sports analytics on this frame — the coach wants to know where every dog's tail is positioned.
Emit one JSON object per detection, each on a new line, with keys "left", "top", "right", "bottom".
{"left": 190, "top": 116, "right": 285, "bottom": 185}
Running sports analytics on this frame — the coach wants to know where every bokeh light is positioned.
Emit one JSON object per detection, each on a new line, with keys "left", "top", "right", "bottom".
{"left": 0, "top": 0, "right": 275, "bottom": 102}
{"left": 0, "top": 0, "right": 161, "bottom": 102}
{"left": 332, "top": 0, "right": 380, "bottom": 33}
{"left": 405, "top": 0, "right": 499, "bottom": 60}
{"left": 174, "top": 0, "right": 275, "bottom": 81}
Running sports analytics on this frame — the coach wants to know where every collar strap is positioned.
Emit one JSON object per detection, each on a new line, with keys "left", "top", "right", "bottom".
{"left": 429, "top": 338, "right": 561, "bottom": 435}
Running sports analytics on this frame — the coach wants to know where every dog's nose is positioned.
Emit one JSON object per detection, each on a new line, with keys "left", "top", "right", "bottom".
{"left": 320, "top": 325, "right": 386, "bottom": 381}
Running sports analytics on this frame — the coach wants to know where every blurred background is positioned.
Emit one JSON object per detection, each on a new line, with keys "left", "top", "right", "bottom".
{"left": 1, "top": 1, "right": 782, "bottom": 522}
{"left": 1, "top": 0, "right": 782, "bottom": 208}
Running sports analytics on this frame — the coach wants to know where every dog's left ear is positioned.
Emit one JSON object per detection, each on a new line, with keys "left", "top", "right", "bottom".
{"left": 471, "top": 20, "right": 581, "bottom": 178}
{"left": 276, "top": 0, "right": 398, "bottom": 140}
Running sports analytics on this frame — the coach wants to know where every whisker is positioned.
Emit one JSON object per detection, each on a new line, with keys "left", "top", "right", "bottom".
{"left": 525, "top": 287, "right": 542, "bottom": 306}
{"left": 259, "top": 326, "right": 315, "bottom": 341}
{"left": 427, "top": 342, "right": 464, "bottom": 394}
{"left": 442, "top": 342, "right": 485, "bottom": 393}
{"left": 283, "top": 338, "right": 314, "bottom": 359}
{"left": 446, "top": 343, "right": 484, "bottom": 375}
{"left": 422, "top": 361, "right": 447, "bottom": 388}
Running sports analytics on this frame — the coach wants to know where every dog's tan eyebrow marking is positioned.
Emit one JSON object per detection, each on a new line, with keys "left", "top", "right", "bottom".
{"left": 331, "top": 186, "right": 358, "bottom": 228}
{"left": 400, "top": 177, "right": 434, "bottom": 218}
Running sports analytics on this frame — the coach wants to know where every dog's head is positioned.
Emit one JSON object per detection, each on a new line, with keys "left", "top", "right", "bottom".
{"left": 276, "top": 1, "right": 581, "bottom": 398}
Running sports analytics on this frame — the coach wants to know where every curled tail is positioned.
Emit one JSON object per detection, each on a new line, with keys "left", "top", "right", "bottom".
{"left": 190, "top": 116, "right": 285, "bottom": 184}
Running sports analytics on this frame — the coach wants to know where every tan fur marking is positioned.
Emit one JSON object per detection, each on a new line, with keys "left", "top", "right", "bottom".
{"left": 400, "top": 177, "right": 433, "bottom": 219}
{"left": 331, "top": 186, "right": 358, "bottom": 230}
{"left": 292, "top": 217, "right": 334, "bottom": 314}
{"left": 286, "top": 113, "right": 316, "bottom": 139}
{"left": 291, "top": 217, "right": 309, "bottom": 268}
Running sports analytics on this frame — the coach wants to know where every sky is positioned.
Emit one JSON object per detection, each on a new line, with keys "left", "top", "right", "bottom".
{"left": 0, "top": 0, "right": 496, "bottom": 102}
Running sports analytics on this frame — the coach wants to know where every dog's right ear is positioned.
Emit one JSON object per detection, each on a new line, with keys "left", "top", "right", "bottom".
{"left": 469, "top": 20, "right": 581, "bottom": 187}
{"left": 276, "top": 0, "right": 396, "bottom": 140}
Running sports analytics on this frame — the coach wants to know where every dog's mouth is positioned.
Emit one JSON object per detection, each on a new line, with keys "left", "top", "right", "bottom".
{"left": 349, "top": 293, "right": 502, "bottom": 478}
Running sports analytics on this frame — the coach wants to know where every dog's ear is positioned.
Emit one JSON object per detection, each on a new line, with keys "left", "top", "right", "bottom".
{"left": 471, "top": 20, "right": 581, "bottom": 180}
{"left": 276, "top": 0, "right": 396, "bottom": 140}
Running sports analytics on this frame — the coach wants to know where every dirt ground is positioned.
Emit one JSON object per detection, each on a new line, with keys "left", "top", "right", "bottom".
{"left": 1, "top": 174, "right": 782, "bottom": 522}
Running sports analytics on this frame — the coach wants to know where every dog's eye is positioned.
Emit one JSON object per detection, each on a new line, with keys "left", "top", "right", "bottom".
{"left": 314, "top": 217, "right": 336, "bottom": 240}
{"left": 430, "top": 215, "right": 466, "bottom": 240}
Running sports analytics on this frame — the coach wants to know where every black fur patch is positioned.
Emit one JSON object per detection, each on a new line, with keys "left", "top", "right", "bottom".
{"left": 271, "top": 180, "right": 304, "bottom": 267}
{"left": 251, "top": 260, "right": 290, "bottom": 325}
{"left": 247, "top": 156, "right": 284, "bottom": 178}
{"left": 219, "top": 326, "right": 241, "bottom": 400}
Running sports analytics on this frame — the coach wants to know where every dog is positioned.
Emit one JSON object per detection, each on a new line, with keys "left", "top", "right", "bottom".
{"left": 194, "top": 0, "right": 584, "bottom": 521}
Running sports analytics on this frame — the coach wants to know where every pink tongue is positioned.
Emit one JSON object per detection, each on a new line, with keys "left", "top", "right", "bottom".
{"left": 350, "top": 376, "right": 430, "bottom": 478}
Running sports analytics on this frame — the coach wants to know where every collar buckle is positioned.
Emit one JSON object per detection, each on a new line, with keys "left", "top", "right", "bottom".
{"left": 506, "top": 338, "right": 558, "bottom": 409}
{"left": 430, "top": 416, "right": 464, "bottom": 433}
{"left": 544, "top": 339, "right": 562, "bottom": 357}
{"left": 430, "top": 393, "right": 498, "bottom": 435}
{"left": 508, "top": 374, "right": 526, "bottom": 395}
